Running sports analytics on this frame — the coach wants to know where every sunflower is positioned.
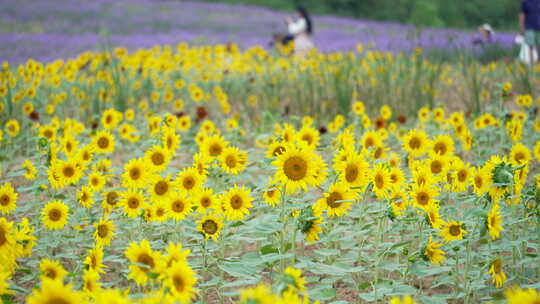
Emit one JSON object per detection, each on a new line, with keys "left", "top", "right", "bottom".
{"left": 193, "top": 152, "right": 211, "bottom": 178}
{"left": 92, "top": 130, "right": 115, "bottom": 153}
{"left": 335, "top": 151, "right": 369, "bottom": 189}
{"left": 119, "top": 190, "right": 146, "bottom": 218}
{"left": 298, "top": 206, "right": 323, "bottom": 243}
{"left": 371, "top": 164, "right": 392, "bottom": 199}
{"left": 162, "top": 125, "right": 181, "bottom": 152}
{"left": 167, "top": 192, "right": 193, "bottom": 221}
{"left": 452, "top": 161, "right": 471, "bottom": 192}
{"left": 82, "top": 269, "right": 101, "bottom": 294}
{"left": 27, "top": 278, "right": 83, "bottom": 304}
{"left": 425, "top": 202, "right": 445, "bottom": 229}
{"left": 238, "top": 284, "right": 277, "bottom": 304}
{"left": 262, "top": 177, "right": 281, "bottom": 206}
{"left": 121, "top": 157, "right": 153, "bottom": 189}
{"left": 53, "top": 159, "right": 83, "bottom": 187}
{"left": 14, "top": 218, "right": 35, "bottom": 258}
{"left": 273, "top": 144, "right": 319, "bottom": 194}
{"left": 101, "top": 108, "right": 122, "bottom": 130}
{"left": 152, "top": 201, "right": 169, "bottom": 222}
{"left": 360, "top": 130, "right": 381, "bottom": 150}
{"left": 175, "top": 167, "right": 203, "bottom": 195}
{"left": 101, "top": 190, "right": 120, "bottom": 211}
{"left": 504, "top": 287, "right": 540, "bottom": 303}
{"left": 487, "top": 203, "right": 503, "bottom": 240}
{"left": 314, "top": 182, "right": 355, "bottom": 217}
{"left": 149, "top": 175, "right": 174, "bottom": 203}
{"left": 197, "top": 214, "right": 223, "bottom": 241}
{"left": 389, "top": 167, "right": 406, "bottom": 191}
{"left": 352, "top": 101, "right": 365, "bottom": 115}
{"left": 39, "top": 258, "right": 67, "bottom": 281}
{"left": 431, "top": 134, "right": 454, "bottom": 157}
{"left": 509, "top": 142, "right": 531, "bottom": 166}
{"left": 390, "top": 295, "right": 417, "bottom": 304}
{"left": 41, "top": 200, "right": 69, "bottom": 230}
{"left": 164, "top": 242, "right": 191, "bottom": 268}
{"left": 440, "top": 221, "right": 468, "bottom": 242}
{"left": 84, "top": 245, "right": 106, "bottom": 274}
{"left": 390, "top": 190, "right": 409, "bottom": 217}
{"left": 219, "top": 146, "right": 248, "bottom": 175}
{"left": 297, "top": 126, "right": 320, "bottom": 147}
{"left": 222, "top": 185, "right": 253, "bottom": 221}
{"left": 145, "top": 145, "right": 172, "bottom": 172}
{"left": 163, "top": 261, "right": 198, "bottom": 303}
{"left": 39, "top": 125, "right": 57, "bottom": 140}
{"left": 410, "top": 183, "right": 439, "bottom": 211}
{"left": 484, "top": 155, "right": 512, "bottom": 199}
{"left": 471, "top": 166, "right": 490, "bottom": 196}
{"left": 202, "top": 134, "right": 229, "bottom": 159}
{"left": 0, "top": 182, "right": 17, "bottom": 215}
{"left": 0, "top": 271, "right": 12, "bottom": 295}
{"left": 423, "top": 235, "right": 445, "bottom": 265}
{"left": 5, "top": 120, "right": 20, "bottom": 137}
{"left": 125, "top": 239, "right": 163, "bottom": 285}
{"left": 193, "top": 188, "right": 218, "bottom": 213}
{"left": 22, "top": 160, "right": 37, "bottom": 180}
{"left": 0, "top": 218, "right": 15, "bottom": 259}
{"left": 94, "top": 217, "right": 115, "bottom": 247}
{"left": 77, "top": 185, "right": 95, "bottom": 208}
{"left": 88, "top": 170, "right": 107, "bottom": 191}
{"left": 487, "top": 258, "right": 507, "bottom": 288}
{"left": 282, "top": 267, "right": 306, "bottom": 293}
{"left": 402, "top": 129, "right": 430, "bottom": 157}
{"left": 177, "top": 115, "right": 191, "bottom": 132}
{"left": 281, "top": 123, "right": 297, "bottom": 144}
{"left": 60, "top": 134, "right": 79, "bottom": 157}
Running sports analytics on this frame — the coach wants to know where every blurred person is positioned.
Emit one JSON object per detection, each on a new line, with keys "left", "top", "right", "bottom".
{"left": 520, "top": 0, "right": 540, "bottom": 64}
{"left": 473, "top": 24, "right": 495, "bottom": 45}
{"left": 286, "top": 6, "right": 314, "bottom": 56}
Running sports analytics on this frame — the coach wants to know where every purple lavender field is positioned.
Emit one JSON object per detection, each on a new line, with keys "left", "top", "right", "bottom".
{"left": 1, "top": 0, "right": 515, "bottom": 63}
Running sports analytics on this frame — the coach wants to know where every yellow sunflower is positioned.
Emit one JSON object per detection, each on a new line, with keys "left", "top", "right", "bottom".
{"left": 0, "top": 218, "right": 15, "bottom": 260}
{"left": 197, "top": 214, "right": 224, "bottom": 241}
{"left": 52, "top": 159, "right": 83, "bottom": 187}
{"left": 262, "top": 177, "right": 281, "bottom": 206}
{"left": 452, "top": 161, "right": 471, "bottom": 192}
{"left": 101, "top": 190, "right": 120, "bottom": 211}
{"left": 39, "top": 258, "right": 67, "bottom": 281}
{"left": 471, "top": 166, "right": 490, "bottom": 196}
{"left": 119, "top": 190, "right": 146, "bottom": 218}
{"left": 297, "top": 126, "right": 320, "bottom": 147}
{"left": 487, "top": 203, "right": 503, "bottom": 240}
{"left": 509, "top": 142, "right": 531, "bottom": 166}
{"left": 92, "top": 130, "right": 115, "bottom": 153}
{"left": 125, "top": 239, "right": 163, "bottom": 286}
{"left": 201, "top": 134, "right": 229, "bottom": 159}
{"left": 164, "top": 242, "right": 191, "bottom": 268}
{"left": 167, "top": 192, "right": 193, "bottom": 221}
{"left": 145, "top": 144, "right": 172, "bottom": 172}
{"left": 314, "top": 182, "right": 355, "bottom": 217}
{"left": 82, "top": 269, "right": 101, "bottom": 294}
{"left": 431, "top": 134, "right": 454, "bottom": 157}
{"left": 335, "top": 151, "right": 369, "bottom": 189}
{"left": 283, "top": 267, "right": 306, "bottom": 293}
{"left": 77, "top": 185, "right": 95, "bottom": 208}
{"left": 26, "top": 278, "right": 83, "bottom": 304}
{"left": 425, "top": 202, "right": 445, "bottom": 229}
{"left": 41, "top": 200, "right": 69, "bottom": 230}
{"left": 221, "top": 185, "right": 253, "bottom": 221}
{"left": 88, "top": 170, "right": 107, "bottom": 191}
{"left": 84, "top": 245, "right": 106, "bottom": 274}
{"left": 5, "top": 120, "right": 20, "bottom": 137}
{"left": 266, "top": 141, "right": 287, "bottom": 159}
{"left": 161, "top": 126, "right": 181, "bottom": 153}
{"left": 0, "top": 182, "right": 17, "bottom": 215}
{"left": 193, "top": 187, "right": 218, "bottom": 213}
{"left": 298, "top": 206, "right": 323, "bottom": 243}
{"left": 22, "top": 160, "right": 37, "bottom": 180}
{"left": 402, "top": 129, "right": 430, "bottom": 157}
{"left": 423, "top": 235, "right": 445, "bottom": 265}
{"left": 151, "top": 201, "right": 169, "bottom": 222}
{"left": 163, "top": 261, "right": 198, "bottom": 303}
{"left": 219, "top": 146, "right": 248, "bottom": 175}
{"left": 410, "top": 183, "right": 439, "bottom": 211}
{"left": 121, "top": 157, "right": 153, "bottom": 189}
{"left": 371, "top": 164, "right": 392, "bottom": 199}
{"left": 273, "top": 144, "right": 319, "bottom": 194}
{"left": 94, "top": 217, "right": 115, "bottom": 247}
{"left": 440, "top": 221, "right": 468, "bottom": 242}
{"left": 487, "top": 258, "right": 507, "bottom": 288}
{"left": 39, "top": 125, "right": 57, "bottom": 140}
{"left": 505, "top": 287, "right": 540, "bottom": 303}
{"left": 238, "top": 284, "right": 277, "bottom": 304}
{"left": 149, "top": 175, "right": 175, "bottom": 203}
{"left": 175, "top": 167, "right": 203, "bottom": 195}
{"left": 390, "top": 295, "right": 417, "bottom": 304}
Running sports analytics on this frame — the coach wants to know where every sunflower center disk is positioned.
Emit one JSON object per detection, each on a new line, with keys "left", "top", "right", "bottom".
{"left": 284, "top": 156, "right": 307, "bottom": 181}
{"left": 0, "top": 195, "right": 10, "bottom": 206}
{"left": 327, "top": 192, "right": 343, "bottom": 208}
{"left": 202, "top": 220, "right": 218, "bottom": 234}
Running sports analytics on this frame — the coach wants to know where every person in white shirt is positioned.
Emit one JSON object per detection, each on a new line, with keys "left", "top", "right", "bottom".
{"left": 286, "top": 6, "right": 315, "bottom": 56}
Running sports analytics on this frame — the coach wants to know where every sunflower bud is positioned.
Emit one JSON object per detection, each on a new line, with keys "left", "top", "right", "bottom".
{"left": 492, "top": 163, "right": 513, "bottom": 186}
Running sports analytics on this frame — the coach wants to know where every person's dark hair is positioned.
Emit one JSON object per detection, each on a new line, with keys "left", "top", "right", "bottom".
{"left": 296, "top": 6, "right": 313, "bottom": 34}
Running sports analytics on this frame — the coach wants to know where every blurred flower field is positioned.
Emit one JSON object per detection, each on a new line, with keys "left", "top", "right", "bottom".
{"left": 2, "top": 2, "right": 540, "bottom": 304}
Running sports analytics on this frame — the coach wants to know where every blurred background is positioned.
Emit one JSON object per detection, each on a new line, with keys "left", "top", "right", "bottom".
{"left": 0, "top": 0, "right": 519, "bottom": 63}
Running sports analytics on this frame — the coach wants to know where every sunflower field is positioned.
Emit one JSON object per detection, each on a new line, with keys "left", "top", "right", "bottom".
{"left": 1, "top": 43, "right": 540, "bottom": 304}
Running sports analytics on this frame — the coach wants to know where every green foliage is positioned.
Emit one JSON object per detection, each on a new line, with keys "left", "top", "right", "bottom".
{"left": 197, "top": 0, "right": 521, "bottom": 30}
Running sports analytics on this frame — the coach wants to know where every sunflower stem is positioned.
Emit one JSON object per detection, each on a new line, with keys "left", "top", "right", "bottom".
{"left": 279, "top": 184, "right": 288, "bottom": 273}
